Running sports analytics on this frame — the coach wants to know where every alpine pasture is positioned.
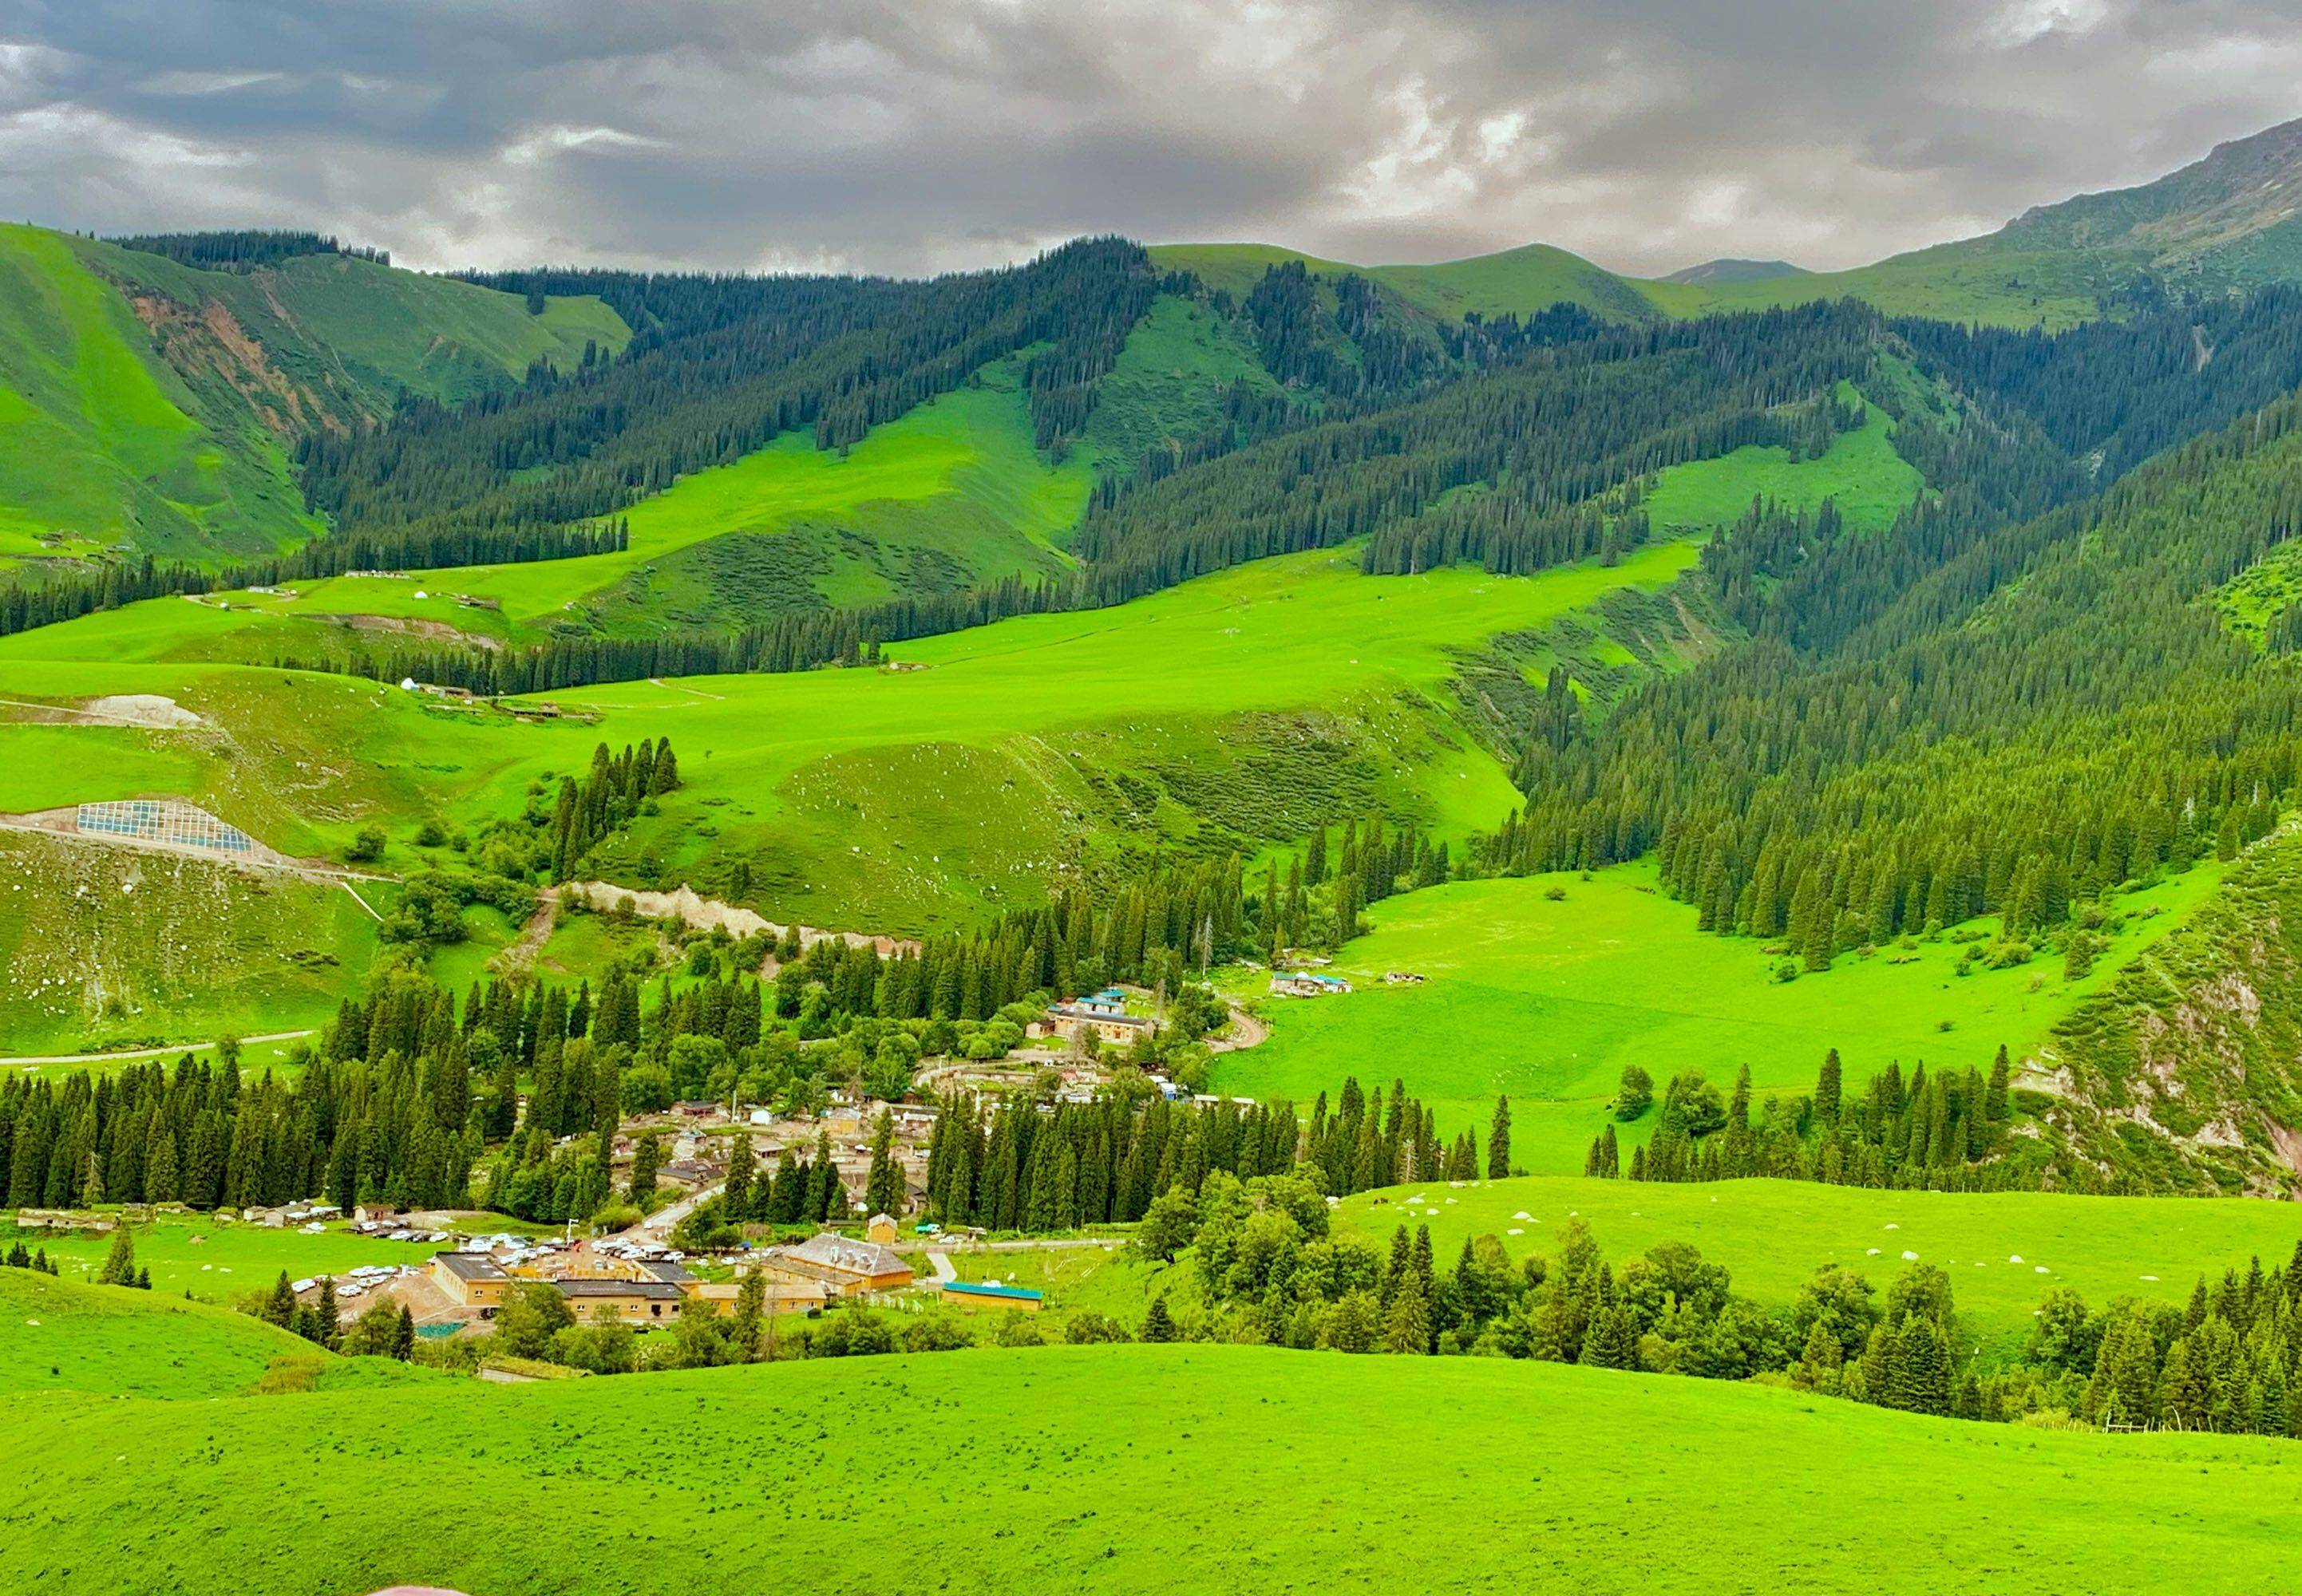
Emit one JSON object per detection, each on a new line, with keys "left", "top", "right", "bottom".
{"left": 3, "top": 1335, "right": 2296, "bottom": 1596}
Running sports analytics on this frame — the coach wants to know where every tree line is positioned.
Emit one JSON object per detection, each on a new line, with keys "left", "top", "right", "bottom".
{"left": 923, "top": 1077, "right": 1509, "bottom": 1233}
{"left": 106, "top": 230, "right": 390, "bottom": 271}
{"left": 297, "top": 239, "right": 1161, "bottom": 566}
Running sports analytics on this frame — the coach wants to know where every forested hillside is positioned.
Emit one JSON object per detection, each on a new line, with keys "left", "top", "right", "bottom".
{"left": 0, "top": 225, "right": 627, "bottom": 569}
{"left": 14, "top": 125, "right": 2302, "bottom": 1190}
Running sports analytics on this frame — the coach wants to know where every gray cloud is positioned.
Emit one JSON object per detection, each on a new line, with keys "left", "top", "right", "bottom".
{"left": 3, "top": 0, "right": 2300, "bottom": 277}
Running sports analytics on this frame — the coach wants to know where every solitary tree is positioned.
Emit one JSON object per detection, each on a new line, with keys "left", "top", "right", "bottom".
{"left": 1485, "top": 1096, "right": 1512, "bottom": 1179}
{"left": 94, "top": 1227, "right": 136, "bottom": 1287}
{"left": 261, "top": 1270, "right": 297, "bottom": 1328}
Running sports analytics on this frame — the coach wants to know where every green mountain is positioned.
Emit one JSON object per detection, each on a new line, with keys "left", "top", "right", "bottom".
{"left": 0, "top": 225, "right": 629, "bottom": 571}
{"left": 1980, "top": 115, "right": 2302, "bottom": 286}
{"left": 1149, "top": 239, "right": 1662, "bottom": 322}
{"left": 1158, "top": 118, "right": 2302, "bottom": 330}
{"left": 1659, "top": 257, "right": 1809, "bottom": 285}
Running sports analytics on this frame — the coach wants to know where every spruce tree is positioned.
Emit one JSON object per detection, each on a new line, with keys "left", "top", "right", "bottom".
{"left": 94, "top": 1226, "right": 136, "bottom": 1287}
{"left": 1816, "top": 1049, "right": 1841, "bottom": 1123}
{"left": 263, "top": 1270, "right": 297, "bottom": 1328}
{"left": 314, "top": 1278, "right": 341, "bottom": 1349}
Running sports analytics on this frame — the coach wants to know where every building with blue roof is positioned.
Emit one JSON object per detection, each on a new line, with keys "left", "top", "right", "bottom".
{"left": 940, "top": 1279, "right": 1045, "bottom": 1313}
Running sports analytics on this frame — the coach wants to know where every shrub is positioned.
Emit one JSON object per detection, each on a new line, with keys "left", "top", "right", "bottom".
{"left": 1063, "top": 1311, "right": 1132, "bottom": 1345}
{"left": 1612, "top": 1064, "right": 1653, "bottom": 1122}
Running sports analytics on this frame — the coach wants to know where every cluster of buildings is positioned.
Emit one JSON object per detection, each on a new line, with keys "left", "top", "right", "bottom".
{"left": 614, "top": 1097, "right": 938, "bottom": 1214}
{"left": 1268, "top": 971, "right": 1354, "bottom": 998}
{"left": 429, "top": 1219, "right": 921, "bottom": 1326}
{"left": 1039, "top": 988, "right": 1160, "bottom": 1049}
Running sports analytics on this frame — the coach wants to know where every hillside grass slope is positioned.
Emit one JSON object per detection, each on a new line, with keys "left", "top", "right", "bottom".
{"left": 0, "top": 224, "right": 631, "bottom": 568}
{"left": 1331, "top": 1175, "right": 2302, "bottom": 1349}
{"left": 2, "top": 1343, "right": 2296, "bottom": 1594}
{"left": 0, "top": 541, "right": 1703, "bottom": 932}
{"left": 0, "top": 1268, "right": 318, "bottom": 1400}
{"left": 1216, "top": 862, "right": 2221, "bottom": 1169}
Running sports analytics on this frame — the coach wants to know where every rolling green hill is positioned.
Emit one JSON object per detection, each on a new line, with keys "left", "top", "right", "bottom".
{"left": 1215, "top": 860, "right": 2221, "bottom": 1169}
{"left": 0, "top": 224, "right": 630, "bottom": 569}
{"left": 0, "top": 225, "right": 312, "bottom": 567}
{"left": 0, "top": 542, "right": 1702, "bottom": 936}
{"left": 0, "top": 1266, "right": 319, "bottom": 1400}
{"left": 1980, "top": 116, "right": 2302, "bottom": 289}
{"left": 1151, "top": 239, "right": 1663, "bottom": 323}
{"left": 1161, "top": 120, "right": 2302, "bottom": 333}
{"left": 3, "top": 1343, "right": 2298, "bottom": 1595}
{"left": 1156, "top": 237, "right": 2131, "bottom": 331}
{"left": 0, "top": 829, "right": 386, "bottom": 1057}
{"left": 1331, "top": 1175, "right": 2302, "bottom": 1349}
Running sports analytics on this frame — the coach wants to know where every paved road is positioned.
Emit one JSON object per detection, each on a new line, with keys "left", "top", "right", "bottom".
{"left": 0, "top": 1029, "right": 317, "bottom": 1068}
{"left": 631, "top": 1181, "right": 724, "bottom": 1241}
{"left": 934, "top": 1235, "right": 1126, "bottom": 1254}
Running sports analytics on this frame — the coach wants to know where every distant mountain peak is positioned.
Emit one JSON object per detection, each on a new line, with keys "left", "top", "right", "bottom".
{"left": 1657, "top": 259, "right": 1809, "bottom": 286}
{"left": 1990, "top": 114, "right": 2302, "bottom": 281}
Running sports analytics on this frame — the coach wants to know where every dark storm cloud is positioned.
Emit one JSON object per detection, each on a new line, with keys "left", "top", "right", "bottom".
{"left": 3, "top": 0, "right": 2300, "bottom": 275}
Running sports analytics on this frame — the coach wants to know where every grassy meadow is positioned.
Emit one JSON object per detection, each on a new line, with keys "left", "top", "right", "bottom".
{"left": 0, "top": 830, "right": 387, "bottom": 1057}
{"left": 0, "top": 1268, "right": 323, "bottom": 1400}
{"left": 1214, "top": 862, "right": 2222, "bottom": 1167}
{"left": 5, "top": 1340, "right": 2300, "bottom": 1594}
{"left": 3, "top": 1213, "right": 446, "bottom": 1302}
{"left": 0, "top": 541, "right": 1702, "bottom": 933}
{"left": 1643, "top": 384, "right": 1923, "bottom": 536}
{"left": 1333, "top": 1175, "right": 2302, "bottom": 1350}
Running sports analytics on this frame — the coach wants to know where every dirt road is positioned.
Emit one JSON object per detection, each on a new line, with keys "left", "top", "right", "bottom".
{"left": 0, "top": 1029, "right": 317, "bottom": 1068}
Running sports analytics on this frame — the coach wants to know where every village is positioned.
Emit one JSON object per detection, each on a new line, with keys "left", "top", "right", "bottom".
{"left": 2, "top": 962, "right": 1401, "bottom": 1350}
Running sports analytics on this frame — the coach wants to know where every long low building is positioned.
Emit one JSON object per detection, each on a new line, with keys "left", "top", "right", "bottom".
{"left": 755, "top": 1233, "right": 915, "bottom": 1297}
{"left": 940, "top": 1280, "right": 1045, "bottom": 1314}
{"left": 689, "top": 1277, "right": 828, "bottom": 1317}
{"left": 554, "top": 1276, "right": 686, "bottom": 1322}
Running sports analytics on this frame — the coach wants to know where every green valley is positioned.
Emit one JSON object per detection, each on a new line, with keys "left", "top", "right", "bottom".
{"left": 14, "top": 85, "right": 2302, "bottom": 1596}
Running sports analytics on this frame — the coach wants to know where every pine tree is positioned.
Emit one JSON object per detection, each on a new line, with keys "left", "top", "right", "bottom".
{"left": 262, "top": 1270, "right": 297, "bottom": 1328}
{"left": 314, "top": 1278, "right": 341, "bottom": 1349}
{"left": 1485, "top": 1096, "right": 1512, "bottom": 1179}
{"left": 1141, "top": 1297, "right": 1177, "bottom": 1343}
{"left": 1892, "top": 1316, "right": 1952, "bottom": 1415}
{"left": 866, "top": 1109, "right": 905, "bottom": 1219}
{"left": 627, "top": 1132, "right": 661, "bottom": 1204}
{"left": 1382, "top": 1282, "right": 1431, "bottom": 1355}
{"left": 94, "top": 1226, "right": 136, "bottom": 1287}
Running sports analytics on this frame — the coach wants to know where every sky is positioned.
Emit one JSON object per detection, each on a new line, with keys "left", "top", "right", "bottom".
{"left": 4, "top": 0, "right": 2300, "bottom": 279}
